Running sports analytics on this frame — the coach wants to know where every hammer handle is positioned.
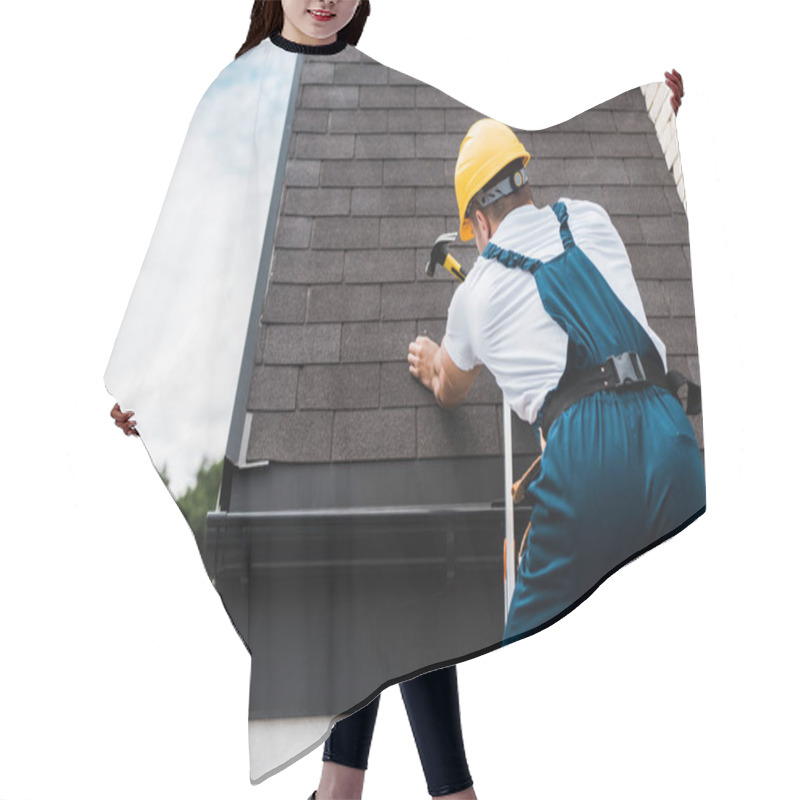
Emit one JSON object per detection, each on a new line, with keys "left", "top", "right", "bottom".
{"left": 443, "top": 254, "right": 467, "bottom": 283}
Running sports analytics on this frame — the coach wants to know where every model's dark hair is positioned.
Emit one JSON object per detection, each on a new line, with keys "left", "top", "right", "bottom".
{"left": 236, "top": 1, "right": 371, "bottom": 58}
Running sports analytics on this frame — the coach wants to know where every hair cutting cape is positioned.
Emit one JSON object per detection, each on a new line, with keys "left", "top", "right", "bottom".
{"left": 106, "top": 38, "right": 704, "bottom": 782}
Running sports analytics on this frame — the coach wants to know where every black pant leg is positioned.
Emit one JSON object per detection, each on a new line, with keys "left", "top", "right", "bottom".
{"left": 400, "top": 666, "right": 473, "bottom": 797}
{"left": 322, "top": 695, "right": 381, "bottom": 771}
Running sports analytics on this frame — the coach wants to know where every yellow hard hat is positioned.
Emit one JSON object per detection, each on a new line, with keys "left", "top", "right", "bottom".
{"left": 455, "top": 119, "right": 531, "bottom": 241}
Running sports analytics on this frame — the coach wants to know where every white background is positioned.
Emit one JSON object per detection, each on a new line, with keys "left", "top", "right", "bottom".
{"left": 1, "top": 1, "right": 797, "bottom": 798}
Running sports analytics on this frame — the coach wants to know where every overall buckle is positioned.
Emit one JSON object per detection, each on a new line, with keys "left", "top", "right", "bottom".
{"left": 603, "top": 353, "right": 646, "bottom": 387}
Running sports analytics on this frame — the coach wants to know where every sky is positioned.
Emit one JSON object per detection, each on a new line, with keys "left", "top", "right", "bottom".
{"left": 104, "top": 44, "right": 296, "bottom": 493}
{"left": 2, "top": 1, "right": 798, "bottom": 799}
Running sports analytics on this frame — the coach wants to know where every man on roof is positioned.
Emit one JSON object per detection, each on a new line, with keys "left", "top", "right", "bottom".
{"left": 408, "top": 118, "right": 705, "bottom": 643}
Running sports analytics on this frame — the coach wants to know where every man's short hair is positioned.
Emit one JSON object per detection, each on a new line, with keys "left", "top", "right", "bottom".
{"left": 468, "top": 158, "right": 532, "bottom": 231}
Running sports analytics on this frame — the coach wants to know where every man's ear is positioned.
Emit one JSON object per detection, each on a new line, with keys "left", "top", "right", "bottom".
{"left": 474, "top": 208, "right": 491, "bottom": 244}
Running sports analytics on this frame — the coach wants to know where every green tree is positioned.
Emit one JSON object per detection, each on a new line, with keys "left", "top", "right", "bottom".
{"left": 161, "top": 458, "right": 224, "bottom": 545}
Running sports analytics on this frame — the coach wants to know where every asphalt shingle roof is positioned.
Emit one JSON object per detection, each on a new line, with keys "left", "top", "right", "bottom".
{"left": 246, "top": 49, "right": 703, "bottom": 464}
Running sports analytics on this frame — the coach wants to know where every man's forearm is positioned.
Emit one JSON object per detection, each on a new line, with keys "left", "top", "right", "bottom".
{"left": 430, "top": 346, "right": 460, "bottom": 409}
{"left": 408, "top": 335, "right": 479, "bottom": 409}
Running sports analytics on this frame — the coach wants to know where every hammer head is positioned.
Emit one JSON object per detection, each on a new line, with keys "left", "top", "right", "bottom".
{"left": 425, "top": 232, "right": 458, "bottom": 278}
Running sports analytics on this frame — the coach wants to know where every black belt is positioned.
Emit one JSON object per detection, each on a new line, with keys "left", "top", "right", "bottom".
{"left": 539, "top": 352, "right": 701, "bottom": 439}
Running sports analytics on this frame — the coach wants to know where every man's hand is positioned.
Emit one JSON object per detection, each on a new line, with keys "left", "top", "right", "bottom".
{"left": 110, "top": 403, "right": 139, "bottom": 437}
{"left": 408, "top": 335, "right": 480, "bottom": 409}
{"left": 408, "top": 335, "right": 440, "bottom": 393}
{"left": 665, "top": 69, "right": 684, "bottom": 115}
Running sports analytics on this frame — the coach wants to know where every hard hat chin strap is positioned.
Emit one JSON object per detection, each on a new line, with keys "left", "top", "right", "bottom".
{"left": 467, "top": 166, "right": 529, "bottom": 218}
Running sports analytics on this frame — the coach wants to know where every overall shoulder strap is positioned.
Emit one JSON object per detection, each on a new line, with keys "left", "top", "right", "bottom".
{"left": 551, "top": 201, "right": 575, "bottom": 249}
{"left": 481, "top": 242, "right": 543, "bottom": 275}
{"left": 480, "top": 203, "right": 574, "bottom": 274}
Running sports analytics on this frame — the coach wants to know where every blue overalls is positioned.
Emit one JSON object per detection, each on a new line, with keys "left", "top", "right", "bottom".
{"left": 485, "top": 203, "right": 706, "bottom": 644}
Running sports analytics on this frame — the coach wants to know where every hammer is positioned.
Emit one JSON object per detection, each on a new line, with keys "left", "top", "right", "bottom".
{"left": 425, "top": 232, "right": 467, "bottom": 283}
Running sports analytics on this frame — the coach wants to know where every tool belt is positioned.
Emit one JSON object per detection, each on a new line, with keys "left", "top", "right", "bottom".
{"left": 507, "top": 352, "right": 701, "bottom": 573}
{"left": 539, "top": 351, "right": 701, "bottom": 440}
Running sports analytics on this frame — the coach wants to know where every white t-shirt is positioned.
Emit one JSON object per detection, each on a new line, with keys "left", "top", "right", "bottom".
{"left": 442, "top": 200, "right": 667, "bottom": 425}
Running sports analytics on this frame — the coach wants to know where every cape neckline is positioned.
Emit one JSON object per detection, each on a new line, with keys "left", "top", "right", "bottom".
{"left": 270, "top": 32, "right": 348, "bottom": 55}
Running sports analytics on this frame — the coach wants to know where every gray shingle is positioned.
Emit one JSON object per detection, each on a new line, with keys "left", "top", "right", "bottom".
{"left": 637, "top": 280, "right": 669, "bottom": 318}
{"left": 624, "top": 158, "right": 673, "bottom": 186}
{"left": 690, "top": 415, "right": 704, "bottom": 451}
{"left": 513, "top": 131, "right": 534, "bottom": 152}
{"left": 284, "top": 187, "right": 351, "bottom": 217}
{"left": 415, "top": 86, "right": 462, "bottom": 108}
{"left": 247, "top": 366, "right": 299, "bottom": 411}
{"left": 294, "top": 133, "right": 355, "bottom": 159}
{"left": 416, "top": 406, "right": 500, "bottom": 458}
{"left": 627, "top": 245, "right": 691, "bottom": 280}
{"left": 380, "top": 362, "right": 437, "bottom": 408}
{"left": 535, "top": 158, "right": 628, "bottom": 186}
{"left": 551, "top": 110, "right": 616, "bottom": 133}
{"left": 444, "top": 214, "right": 463, "bottom": 235}
{"left": 293, "top": 109, "right": 329, "bottom": 133}
{"left": 351, "top": 187, "right": 416, "bottom": 217}
{"left": 639, "top": 214, "right": 690, "bottom": 245}
{"left": 260, "top": 324, "right": 341, "bottom": 365}
{"left": 611, "top": 216, "right": 645, "bottom": 246}
{"left": 379, "top": 217, "right": 447, "bottom": 249}
{"left": 464, "top": 369, "right": 503, "bottom": 405}
{"left": 613, "top": 110, "right": 657, "bottom": 133}
{"left": 344, "top": 249, "right": 416, "bottom": 283}
{"left": 384, "top": 159, "right": 447, "bottom": 187}
{"left": 307, "top": 284, "right": 381, "bottom": 323}
{"left": 663, "top": 280, "right": 696, "bottom": 317}
{"left": 331, "top": 409, "right": 417, "bottom": 461}
{"left": 444, "top": 108, "right": 484, "bottom": 133}
{"left": 275, "top": 216, "right": 312, "bottom": 249}
{"left": 301, "top": 85, "right": 359, "bottom": 109}
{"left": 247, "top": 411, "right": 332, "bottom": 463}
{"left": 531, "top": 187, "right": 565, "bottom": 209}
{"left": 330, "top": 109, "right": 388, "bottom": 133}
{"left": 591, "top": 133, "right": 652, "bottom": 157}
{"left": 647, "top": 132, "right": 666, "bottom": 159}
{"left": 687, "top": 355, "right": 701, "bottom": 385}
{"left": 381, "top": 282, "right": 454, "bottom": 320}
{"left": 595, "top": 90, "right": 645, "bottom": 112}
{"left": 650, "top": 317, "right": 698, "bottom": 356}
{"left": 360, "top": 85, "right": 415, "bottom": 108}
{"left": 665, "top": 182, "right": 686, "bottom": 214}
{"left": 562, "top": 186, "right": 605, "bottom": 206}
{"left": 415, "top": 187, "right": 455, "bottom": 216}
{"left": 602, "top": 186, "right": 671, "bottom": 216}
{"left": 301, "top": 61, "right": 335, "bottom": 85}
{"left": 334, "top": 63, "right": 389, "bottom": 84}
{"left": 388, "top": 70, "right": 422, "bottom": 86}
{"left": 416, "top": 133, "right": 467, "bottom": 159}
{"left": 355, "top": 133, "right": 415, "bottom": 159}
{"left": 530, "top": 132, "right": 593, "bottom": 158}
{"left": 298, "top": 364, "right": 380, "bottom": 410}
{"left": 415, "top": 319, "right": 447, "bottom": 343}
{"left": 270, "top": 249, "right": 344, "bottom": 285}
{"left": 311, "top": 217, "right": 380, "bottom": 249}
{"left": 321, "top": 159, "right": 383, "bottom": 187}
{"left": 510, "top": 413, "right": 541, "bottom": 456}
{"left": 341, "top": 321, "right": 416, "bottom": 363}
{"left": 285, "top": 159, "right": 321, "bottom": 188}
{"left": 389, "top": 109, "right": 445, "bottom": 133}
{"left": 263, "top": 284, "right": 307, "bottom": 324}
